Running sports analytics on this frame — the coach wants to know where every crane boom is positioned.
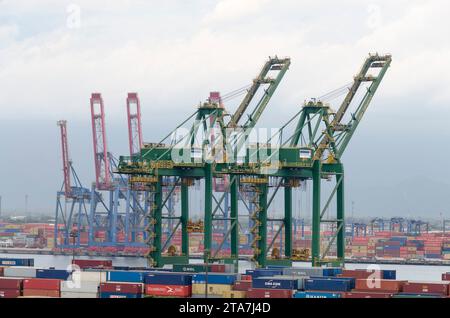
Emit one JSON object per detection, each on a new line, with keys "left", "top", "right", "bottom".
{"left": 228, "top": 57, "right": 290, "bottom": 129}
{"left": 314, "top": 54, "right": 392, "bottom": 161}
{"left": 57, "top": 120, "right": 72, "bottom": 198}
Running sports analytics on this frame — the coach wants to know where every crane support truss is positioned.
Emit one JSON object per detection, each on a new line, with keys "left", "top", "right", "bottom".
{"left": 118, "top": 54, "right": 391, "bottom": 268}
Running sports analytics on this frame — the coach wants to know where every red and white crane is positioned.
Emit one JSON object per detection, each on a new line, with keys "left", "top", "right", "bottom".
{"left": 90, "top": 93, "right": 112, "bottom": 190}
{"left": 126, "top": 93, "right": 143, "bottom": 157}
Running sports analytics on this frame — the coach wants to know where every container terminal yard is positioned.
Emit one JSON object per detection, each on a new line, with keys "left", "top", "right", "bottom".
{"left": 0, "top": 52, "right": 450, "bottom": 300}
{"left": 1, "top": 2, "right": 450, "bottom": 305}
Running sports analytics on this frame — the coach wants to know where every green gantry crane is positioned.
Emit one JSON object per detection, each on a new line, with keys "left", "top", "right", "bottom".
{"left": 118, "top": 53, "right": 391, "bottom": 268}
{"left": 118, "top": 56, "right": 290, "bottom": 268}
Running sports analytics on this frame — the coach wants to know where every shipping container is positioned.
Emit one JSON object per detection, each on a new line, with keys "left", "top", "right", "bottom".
{"left": 0, "top": 289, "right": 21, "bottom": 298}
{"left": 0, "top": 278, "right": 23, "bottom": 289}
{"left": 75, "top": 271, "right": 107, "bottom": 283}
{"left": 0, "top": 258, "right": 34, "bottom": 267}
{"left": 60, "top": 280, "right": 99, "bottom": 293}
{"left": 107, "top": 271, "right": 148, "bottom": 283}
{"left": 344, "top": 292, "right": 393, "bottom": 298}
{"left": 442, "top": 273, "right": 450, "bottom": 281}
{"left": 282, "top": 267, "right": 324, "bottom": 277}
{"left": 355, "top": 279, "right": 405, "bottom": 292}
{"left": 99, "top": 292, "right": 141, "bottom": 298}
{"left": 304, "top": 278, "right": 352, "bottom": 292}
{"left": 233, "top": 280, "right": 252, "bottom": 291}
{"left": 192, "top": 283, "right": 232, "bottom": 295}
{"left": 4, "top": 267, "right": 37, "bottom": 278}
{"left": 23, "top": 278, "right": 60, "bottom": 291}
{"left": 22, "top": 289, "right": 60, "bottom": 298}
{"left": 72, "top": 259, "right": 113, "bottom": 269}
{"left": 192, "top": 273, "right": 236, "bottom": 285}
{"left": 252, "top": 277, "right": 303, "bottom": 290}
{"left": 100, "top": 282, "right": 143, "bottom": 294}
{"left": 60, "top": 291, "right": 98, "bottom": 298}
{"left": 247, "top": 288, "right": 293, "bottom": 298}
{"left": 248, "top": 269, "right": 283, "bottom": 278}
{"left": 36, "top": 269, "right": 71, "bottom": 280}
{"left": 144, "top": 272, "right": 192, "bottom": 286}
{"left": 403, "top": 282, "right": 449, "bottom": 295}
{"left": 145, "top": 284, "right": 192, "bottom": 297}
{"left": 222, "top": 290, "right": 247, "bottom": 298}
{"left": 393, "top": 293, "right": 445, "bottom": 298}
{"left": 294, "top": 291, "right": 342, "bottom": 298}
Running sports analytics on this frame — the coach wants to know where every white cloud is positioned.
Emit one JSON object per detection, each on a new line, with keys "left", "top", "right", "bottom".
{"left": 202, "top": 0, "right": 272, "bottom": 24}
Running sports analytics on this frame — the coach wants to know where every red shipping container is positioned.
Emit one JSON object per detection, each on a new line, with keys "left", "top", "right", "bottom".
{"left": 0, "top": 278, "right": 23, "bottom": 290}
{"left": 22, "top": 289, "right": 60, "bottom": 298}
{"left": 403, "top": 282, "right": 449, "bottom": 295}
{"left": 145, "top": 284, "right": 192, "bottom": 297}
{"left": 233, "top": 281, "right": 252, "bottom": 291}
{"left": 340, "top": 270, "right": 382, "bottom": 279}
{"left": 210, "top": 264, "right": 226, "bottom": 273}
{"left": 344, "top": 292, "right": 393, "bottom": 299}
{"left": 23, "top": 278, "right": 60, "bottom": 291}
{"left": 72, "top": 259, "right": 112, "bottom": 269}
{"left": 355, "top": 279, "right": 405, "bottom": 292}
{"left": 442, "top": 273, "right": 450, "bottom": 281}
{"left": 0, "top": 289, "right": 21, "bottom": 298}
{"left": 100, "top": 282, "right": 143, "bottom": 294}
{"left": 0, "top": 267, "right": 4, "bottom": 277}
{"left": 247, "top": 289, "right": 293, "bottom": 298}
{"left": 240, "top": 275, "right": 252, "bottom": 281}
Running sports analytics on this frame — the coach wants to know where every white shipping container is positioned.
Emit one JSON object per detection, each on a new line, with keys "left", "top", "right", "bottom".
{"left": 61, "top": 280, "right": 99, "bottom": 293}
{"left": 75, "top": 271, "right": 107, "bottom": 283}
{"left": 61, "top": 291, "right": 98, "bottom": 298}
{"left": 4, "top": 267, "right": 37, "bottom": 278}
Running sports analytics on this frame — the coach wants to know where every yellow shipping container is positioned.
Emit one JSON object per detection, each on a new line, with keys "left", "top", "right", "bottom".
{"left": 222, "top": 290, "right": 247, "bottom": 298}
{"left": 192, "top": 284, "right": 232, "bottom": 296}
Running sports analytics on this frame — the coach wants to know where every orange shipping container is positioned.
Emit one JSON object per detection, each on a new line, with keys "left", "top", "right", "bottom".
{"left": 355, "top": 279, "right": 405, "bottom": 292}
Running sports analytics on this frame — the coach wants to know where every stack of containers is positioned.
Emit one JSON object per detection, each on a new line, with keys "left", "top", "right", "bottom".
{"left": 192, "top": 273, "right": 237, "bottom": 298}
{"left": 442, "top": 240, "right": 450, "bottom": 260}
{"left": 245, "top": 269, "right": 292, "bottom": 299}
{"left": 0, "top": 278, "right": 23, "bottom": 298}
{"left": 60, "top": 270, "right": 105, "bottom": 298}
{"left": 144, "top": 272, "right": 192, "bottom": 298}
{"left": 99, "top": 282, "right": 143, "bottom": 298}
{"left": 22, "top": 278, "right": 61, "bottom": 297}
{"left": 424, "top": 238, "right": 442, "bottom": 259}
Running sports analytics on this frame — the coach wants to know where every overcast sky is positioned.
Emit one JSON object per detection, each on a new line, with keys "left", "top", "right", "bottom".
{"left": 1, "top": 0, "right": 450, "bottom": 218}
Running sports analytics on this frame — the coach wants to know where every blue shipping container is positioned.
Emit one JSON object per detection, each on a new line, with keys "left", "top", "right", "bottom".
{"left": 252, "top": 277, "right": 302, "bottom": 290}
{"left": 192, "top": 273, "right": 236, "bottom": 285}
{"left": 144, "top": 272, "right": 192, "bottom": 286}
{"left": 322, "top": 268, "right": 343, "bottom": 277}
{"left": 99, "top": 292, "right": 142, "bottom": 298}
{"left": 108, "top": 271, "right": 149, "bottom": 283}
{"left": 0, "top": 258, "right": 34, "bottom": 267}
{"left": 304, "top": 278, "right": 352, "bottom": 292}
{"left": 382, "top": 270, "right": 396, "bottom": 280}
{"left": 36, "top": 269, "right": 71, "bottom": 280}
{"left": 294, "top": 291, "right": 342, "bottom": 299}
{"left": 248, "top": 269, "right": 283, "bottom": 278}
